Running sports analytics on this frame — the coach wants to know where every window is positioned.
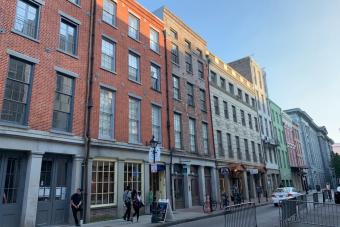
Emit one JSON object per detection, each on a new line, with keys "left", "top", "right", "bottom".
{"left": 59, "top": 18, "right": 78, "bottom": 55}
{"left": 99, "top": 88, "right": 115, "bottom": 139}
{"left": 202, "top": 122, "right": 209, "bottom": 154}
{"left": 69, "top": 0, "right": 80, "bottom": 4}
{"left": 150, "top": 28, "right": 159, "bottom": 52}
{"left": 220, "top": 77, "right": 226, "bottom": 90}
{"left": 91, "top": 160, "right": 116, "bottom": 206}
{"left": 259, "top": 116, "right": 264, "bottom": 134}
{"left": 128, "top": 52, "right": 140, "bottom": 82}
{"left": 232, "top": 105, "right": 237, "bottom": 123}
{"left": 223, "top": 101, "right": 229, "bottom": 119}
{"left": 173, "top": 75, "right": 180, "bottom": 99}
{"left": 128, "top": 13, "right": 139, "bottom": 40}
{"left": 1, "top": 58, "right": 32, "bottom": 125}
{"left": 229, "top": 83, "right": 234, "bottom": 95}
{"left": 187, "top": 83, "right": 194, "bottom": 106}
{"left": 189, "top": 118, "right": 196, "bottom": 152}
{"left": 265, "top": 119, "right": 269, "bottom": 136}
{"left": 152, "top": 105, "right": 161, "bottom": 142}
{"left": 227, "top": 133, "right": 233, "bottom": 158}
{"left": 14, "top": 0, "right": 39, "bottom": 39}
{"left": 248, "top": 114, "right": 253, "bottom": 129}
{"left": 245, "top": 139, "right": 250, "bottom": 161}
{"left": 245, "top": 94, "right": 249, "bottom": 104}
{"left": 196, "top": 48, "right": 202, "bottom": 57}
{"left": 251, "top": 141, "right": 257, "bottom": 162}
{"left": 210, "top": 71, "right": 217, "bottom": 84}
{"left": 198, "top": 61, "right": 204, "bottom": 78}
{"left": 151, "top": 64, "right": 160, "bottom": 91}
{"left": 124, "top": 162, "right": 142, "bottom": 193}
{"left": 254, "top": 117, "right": 259, "bottom": 132}
{"left": 128, "top": 98, "right": 140, "bottom": 143}
{"left": 185, "top": 53, "right": 192, "bottom": 73}
{"left": 52, "top": 73, "right": 74, "bottom": 132}
{"left": 199, "top": 89, "right": 206, "bottom": 112}
{"left": 185, "top": 40, "right": 191, "bottom": 49}
{"left": 261, "top": 95, "right": 265, "bottom": 112}
{"left": 3, "top": 158, "right": 22, "bottom": 204}
{"left": 171, "top": 43, "right": 179, "bottom": 64}
{"left": 258, "top": 144, "right": 262, "bottom": 162}
{"left": 251, "top": 98, "right": 256, "bottom": 108}
{"left": 217, "top": 130, "right": 224, "bottom": 156}
{"left": 101, "top": 37, "right": 116, "bottom": 72}
{"left": 213, "top": 96, "right": 220, "bottom": 115}
{"left": 237, "top": 88, "right": 243, "bottom": 100}
{"left": 102, "top": 0, "right": 116, "bottom": 26}
{"left": 236, "top": 136, "right": 241, "bottom": 160}
{"left": 259, "top": 72, "right": 263, "bottom": 89}
{"left": 169, "top": 28, "right": 177, "bottom": 39}
{"left": 240, "top": 110, "right": 246, "bottom": 126}
{"left": 174, "top": 113, "right": 182, "bottom": 149}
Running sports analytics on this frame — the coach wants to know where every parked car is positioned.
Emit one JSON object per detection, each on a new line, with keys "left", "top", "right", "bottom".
{"left": 272, "top": 187, "right": 302, "bottom": 206}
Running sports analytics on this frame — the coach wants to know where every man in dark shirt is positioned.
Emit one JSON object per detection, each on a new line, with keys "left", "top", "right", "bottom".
{"left": 71, "top": 188, "right": 82, "bottom": 226}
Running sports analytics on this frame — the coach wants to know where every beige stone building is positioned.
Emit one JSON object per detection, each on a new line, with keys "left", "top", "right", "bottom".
{"left": 208, "top": 52, "right": 265, "bottom": 202}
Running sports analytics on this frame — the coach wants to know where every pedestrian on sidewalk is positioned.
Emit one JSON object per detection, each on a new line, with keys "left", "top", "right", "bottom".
{"left": 326, "top": 182, "right": 332, "bottom": 201}
{"left": 256, "top": 186, "right": 262, "bottom": 203}
{"left": 123, "top": 185, "right": 132, "bottom": 222}
{"left": 70, "top": 188, "right": 82, "bottom": 227}
{"left": 132, "top": 191, "right": 144, "bottom": 222}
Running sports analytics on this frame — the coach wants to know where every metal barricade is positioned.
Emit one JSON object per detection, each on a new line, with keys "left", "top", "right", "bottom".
{"left": 223, "top": 202, "right": 257, "bottom": 227}
{"left": 280, "top": 198, "right": 340, "bottom": 227}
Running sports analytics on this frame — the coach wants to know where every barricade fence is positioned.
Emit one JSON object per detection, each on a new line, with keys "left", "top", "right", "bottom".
{"left": 222, "top": 202, "right": 257, "bottom": 227}
{"left": 280, "top": 198, "right": 340, "bottom": 227}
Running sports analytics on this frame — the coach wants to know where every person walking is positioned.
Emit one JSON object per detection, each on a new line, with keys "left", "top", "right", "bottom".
{"left": 70, "top": 188, "right": 82, "bottom": 226}
{"left": 132, "top": 190, "right": 143, "bottom": 222}
{"left": 123, "top": 186, "right": 132, "bottom": 221}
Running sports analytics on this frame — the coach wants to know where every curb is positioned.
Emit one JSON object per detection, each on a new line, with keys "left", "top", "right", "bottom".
{"left": 155, "top": 202, "right": 272, "bottom": 226}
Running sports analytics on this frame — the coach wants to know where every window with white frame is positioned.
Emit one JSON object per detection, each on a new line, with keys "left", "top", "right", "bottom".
{"left": 91, "top": 160, "right": 116, "bottom": 207}
{"left": 152, "top": 105, "right": 161, "bottom": 143}
{"left": 124, "top": 162, "right": 142, "bottom": 193}
{"left": 129, "top": 97, "right": 140, "bottom": 143}
{"left": 223, "top": 101, "right": 229, "bottom": 119}
{"left": 173, "top": 75, "right": 180, "bottom": 99}
{"left": 150, "top": 28, "right": 159, "bottom": 52}
{"left": 174, "top": 113, "right": 182, "bottom": 149}
{"left": 101, "top": 37, "right": 116, "bottom": 72}
{"left": 202, "top": 122, "right": 209, "bottom": 154}
{"left": 189, "top": 118, "right": 196, "bottom": 152}
{"left": 128, "top": 13, "right": 139, "bottom": 40}
{"left": 171, "top": 43, "right": 179, "bottom": 64}
{"left": 59, "top": 18, "right": 78, "bottom": 55}
{"left": 99, "top": 88, "right": 115, "bottom": 139}
{"left": 185, "top": 52, "right": 192, "bottom": 73}
{"left": 102, "top": 0, "right": 116, "bottom": 26}
{"left": 14, "top": 0, "right": 39, "bottom": 39}
{"left": 151, "top": 64, "right": 160, "bottom": 91}
{"left": 128, "top": 51, "right": 140, "bottom": 82}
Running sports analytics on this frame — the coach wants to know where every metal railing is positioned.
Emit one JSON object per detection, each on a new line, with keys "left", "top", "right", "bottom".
{"left": 222, "top": 202, "right": 257, "bottom": 227}
{"left": 280, "top": 197, "right": 340, "bottom": 227}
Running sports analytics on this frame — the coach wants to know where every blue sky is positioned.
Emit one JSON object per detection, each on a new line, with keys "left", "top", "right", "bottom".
{"left": 138, "top": 0, "right": 340, "bottom": 143}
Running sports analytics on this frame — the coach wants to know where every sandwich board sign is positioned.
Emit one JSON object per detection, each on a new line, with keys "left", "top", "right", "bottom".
{"left": 158, "top": 199, "right": 174, "bottom": 222}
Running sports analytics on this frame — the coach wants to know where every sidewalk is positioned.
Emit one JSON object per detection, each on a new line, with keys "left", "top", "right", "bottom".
{"left": 57, "top": 199, "right": 271, "bottom": 227}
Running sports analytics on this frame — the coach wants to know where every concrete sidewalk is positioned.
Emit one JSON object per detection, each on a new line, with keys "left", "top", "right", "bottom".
{"left": 56, "top": 199, "right": 271, "bottom": 227}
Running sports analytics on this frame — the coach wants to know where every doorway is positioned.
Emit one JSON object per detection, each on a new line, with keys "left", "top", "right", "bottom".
{"left": 36, "top": 155, "right": 72, "bottom": 226}
{"left": 173, "top": 164, "right": 184, "bottom": 209}
{"left": 190, "top": 166, "right": 200, "bottom": 206}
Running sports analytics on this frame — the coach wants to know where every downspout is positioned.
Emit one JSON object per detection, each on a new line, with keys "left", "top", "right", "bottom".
{"left": 163, "top": 29, "right": 173, "bottom": 208}
{"left": 82, "top": 0, "right": 96, "bottom": 223}
{"left": 205, "top": 55, "right": 218, "bottom": 201}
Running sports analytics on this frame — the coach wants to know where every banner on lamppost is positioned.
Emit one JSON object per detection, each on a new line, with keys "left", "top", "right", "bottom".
{"left": 248, "top": 168, "right": 259, "bottom": 175}
{"left": 149, "top": 146, "right": 161, "bottom": 162}
{"left": 151, "top": 163, "right": 158, "bottom": 173}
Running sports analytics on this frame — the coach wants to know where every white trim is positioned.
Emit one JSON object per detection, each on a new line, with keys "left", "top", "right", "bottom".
{"left": 6, "top": 49, "right": 39, "bottom": 64}
{"left": 58, "top": 10, "right": 81, "bottom": 25}
{"left": 54, "top": 66, "right": 79, "bottom": 78}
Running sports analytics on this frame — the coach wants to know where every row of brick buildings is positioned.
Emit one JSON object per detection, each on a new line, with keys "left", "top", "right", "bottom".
{"left": 0, "top": 0, "right": 335, "bottom": 226}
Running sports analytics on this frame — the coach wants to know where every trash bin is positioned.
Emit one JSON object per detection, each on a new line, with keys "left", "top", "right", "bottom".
{"left": 335, "top": 191, "right": 340, "bottom": 204}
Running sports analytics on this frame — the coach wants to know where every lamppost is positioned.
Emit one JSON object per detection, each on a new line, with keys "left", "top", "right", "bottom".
{"left": 150, "top": 136, "right": 159, "bottom": 222}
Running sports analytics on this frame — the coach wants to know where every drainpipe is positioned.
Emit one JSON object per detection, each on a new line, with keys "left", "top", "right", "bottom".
{"left": 82, "top": 0, "right": 96, "bottom": 223}
{"left": 163, "top": 30, "right": 173, "bottom": 208}
{"left": 205, "top": 54, "right": 218, "bottom": 201}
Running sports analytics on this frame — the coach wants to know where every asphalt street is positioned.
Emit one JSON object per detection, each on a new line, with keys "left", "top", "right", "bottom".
{"left": 173, "top": 204, "right": 280, "bottom": 227}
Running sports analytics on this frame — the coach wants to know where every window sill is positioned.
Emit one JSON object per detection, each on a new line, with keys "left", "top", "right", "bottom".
{"left": 67, "top": 0, "right": 81, "bottom": 8}
{"left": 128, "top": 35, "right": 141, "bottom": 43}
{"left": 173, "top": 98, "right": 182, "bottom": 102}
{"left": 186, "top": 70, "right": 193, "bottom": 75}
{"left": 50, "top": 129, "right": 74, "bottom": 136}
{"left": 11, "top": 29, "right": 40, "bottom": 43}
{"left": 0, "top": 121, "right": 30, "bottom": 129}
{"left": 201, "top": 109, "right": 207, "bottom": 113}
{"left": 98, "top": 137, "right": 117, "bottom": 143}
{"left": 128, "top": 142, "right": 143, "bottom": 146}
{"left": 57, "top": 49, "right": 79, "bottom": 59}
{"left": 102, "top": 20, "right": 118, "bottom": 30}
{"left": 171, "top": 61, "right": 180, "bottom": 67}
{"left": 150, "top": 48, "right": 160, "bottom": 55}
{"left": 91, "top": 204, "right": 117, "bottom": 209}
{"left": 128, "top": 78, "right": 142, "bottom": 85}
{"left": 100, "top": 67, "right": 117, "bottom": 75}
{"left": 151, "top": 87, "right": 161, "bottom": 93}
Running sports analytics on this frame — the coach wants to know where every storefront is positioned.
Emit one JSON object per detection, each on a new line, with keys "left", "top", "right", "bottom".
{"left": 173, "top": 164, "right": 185, "bottom": 209}
{"left": 190, "top": 166, "right": 200, "bottom": 206}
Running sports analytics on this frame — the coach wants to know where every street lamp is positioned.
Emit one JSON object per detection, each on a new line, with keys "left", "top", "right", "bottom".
{"left": 150, "top": 136, "right": 159, "bottom": 222}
